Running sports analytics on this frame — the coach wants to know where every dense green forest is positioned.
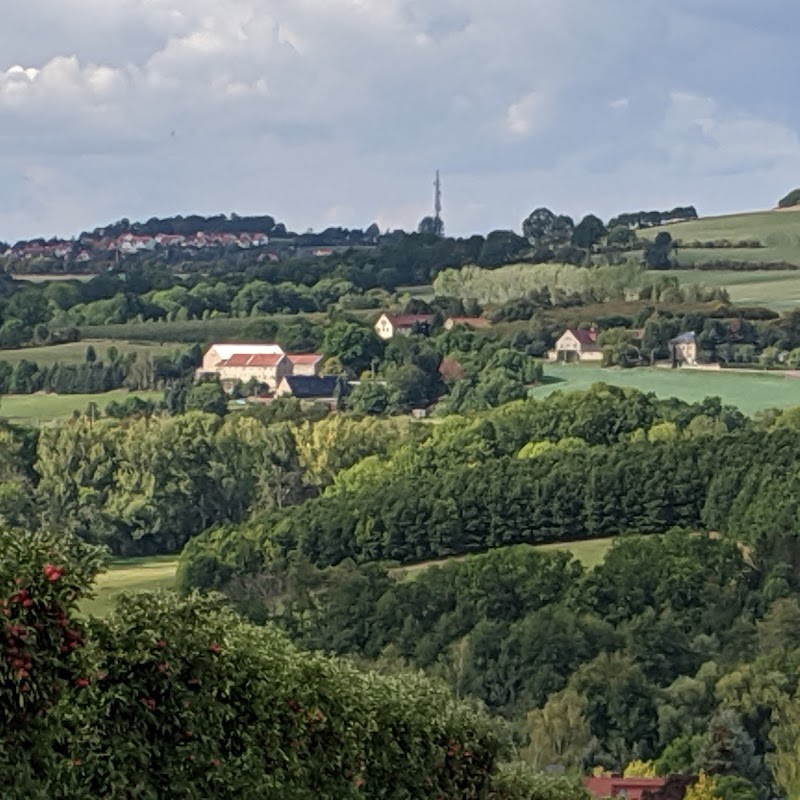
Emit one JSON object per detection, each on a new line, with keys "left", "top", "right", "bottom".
{"left": 6, "top": 377, "right": 800, "bottom": 795}
{"left": 157, "top": 386, "right": 800, "bottom": 799}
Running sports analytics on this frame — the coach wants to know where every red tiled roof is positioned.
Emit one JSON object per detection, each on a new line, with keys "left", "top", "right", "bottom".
{"left": 584, "top": 776, "right": 666, "bottom": 799}
{"left": 246, "top": 354, "right": 285, "bottom": 367}
{"left": 219, "top": 353, "right": 284, "bottom": 368}
{"left": 287, "top": 353, "right": 323, "bottom": 365}
{"left": 568, "top": 328, "right": 599, "bottom": 346}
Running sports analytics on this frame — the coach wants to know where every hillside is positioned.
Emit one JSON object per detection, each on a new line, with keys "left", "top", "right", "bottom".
{"left": 641, "top": 207, "right": 800, "bottom": 267}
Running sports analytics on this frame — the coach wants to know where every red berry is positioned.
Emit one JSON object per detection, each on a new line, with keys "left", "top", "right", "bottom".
{"left": 208, "top": 643, "right": 221, "bottom": 654}
{"left": 210, "top": 759, "right": 221, "bottom": 768}
{"left": 76, "top": 678, "right": 90, "bottom": 688}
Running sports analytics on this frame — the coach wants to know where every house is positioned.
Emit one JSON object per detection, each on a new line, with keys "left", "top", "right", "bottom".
{"left": 584, "top": 775, "right": 666, "bottom": 799}
{"left": 443, "top": 316, "right": 491, "bottom": 331}
{"left": 274, "top": 375, "right": 341, "bottom": 400}
{"left": 374, "top": 313, "right": 435, "bottom": 340}
{"left": 668, "top": 331, "right": 698, "bottom": 367}
{"left": 200, "top": 344, "right": 291, "bottom": 391}
{"left": 287, "top": 353, "right": 324, "bottom": 377}
{"left": 548, "top": 327, "right": 602, "bottom": 362}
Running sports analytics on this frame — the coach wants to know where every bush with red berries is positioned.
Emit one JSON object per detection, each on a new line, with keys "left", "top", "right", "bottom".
{"left": 1, "top": 531, "right": 587, "bottom": 799}
{"left": 0, "top": 529, "right": 104, "bottom": 794}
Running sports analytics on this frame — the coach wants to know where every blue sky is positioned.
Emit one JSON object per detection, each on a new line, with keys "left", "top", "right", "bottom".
{"left": 2, "top": 0, "right": 799, "bottom": 241}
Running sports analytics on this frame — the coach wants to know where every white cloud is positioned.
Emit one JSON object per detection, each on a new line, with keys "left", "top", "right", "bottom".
{"left": 504, "top": 91, "right": 551, "bottom": 139}
{"left": 1, "top": 0, "right": 800, "bottom": 240}
{"left": 659, "top": 90, "right": 800, "bottom": 175}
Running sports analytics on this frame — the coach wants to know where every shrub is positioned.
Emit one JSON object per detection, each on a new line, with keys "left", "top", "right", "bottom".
{"left": 1, "top": 530, "right": 575, "bottom": 799}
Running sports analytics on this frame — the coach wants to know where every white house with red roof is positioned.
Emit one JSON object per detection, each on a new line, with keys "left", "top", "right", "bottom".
{"left": 374, "top": 313, "right": 435, "bottom": 340}
{"left": 549, "top": 327, "right": 603, "bottom": 362}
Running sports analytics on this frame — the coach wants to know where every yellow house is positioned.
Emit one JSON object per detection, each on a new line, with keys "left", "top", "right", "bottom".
{"left": 548, "top": 328, "right": 603, "bottom": 362}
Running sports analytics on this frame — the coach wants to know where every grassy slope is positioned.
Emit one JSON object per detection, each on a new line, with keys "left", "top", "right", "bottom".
{"left": 641, "top": 208, "right": 800, "bottom": 266}
{"left": 0, "top": 389, "right": 163, "bottom": 424}
{"left": 0, "top": 339, "right": 178, "bottom": 367}
{"left": 534, "top": 364, "right": 800, "bottom": 415}
{"left": 661, "top": 269, "right": 800, "bottom": 311}
{"left": 392, "top": 538, "right": 614, "bottom": 581}
{"left": 81, "top": 556, "right": 179, "bottom": 617}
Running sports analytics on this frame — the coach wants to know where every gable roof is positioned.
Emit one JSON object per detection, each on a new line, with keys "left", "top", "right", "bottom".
{"left": 287, "top": 353, "right": 324, "bottom": 365}
{"left": 208, "top": 343, "right": 285, "bottom": 362}
{"left": 669, "top": 331, "right": 697, "bottom": 345}
{"left": 279, "top": 375, "right": 340, "bottom": 398}
{"left": 219, "top": 353, "right": 285, "bottom": 368}
{"left": 564, "top": 328, "right": 600, "bottom": 347}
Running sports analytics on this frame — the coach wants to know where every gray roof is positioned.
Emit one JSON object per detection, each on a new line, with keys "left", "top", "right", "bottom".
{"left": 669, "top": 331, "right": 697, "bottom": 345}
{"left": 280, "top": 375, "right": 340, "bottom": 399}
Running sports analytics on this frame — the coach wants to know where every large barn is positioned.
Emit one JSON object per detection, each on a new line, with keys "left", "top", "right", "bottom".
{"left": 199, "top": 344, "right": 322, "bottom": 391}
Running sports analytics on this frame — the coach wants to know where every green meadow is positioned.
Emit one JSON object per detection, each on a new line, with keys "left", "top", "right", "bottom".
{"left": 0, "top": 339, "right": 175, "bottom": 367}
{"left": 533, "top": 363, "right": 800, "bottom": 415}
{"left": 81, "top": 556, "right": 179, "bottom": 617}
{"left": 0, "top": 389, "right": 163, "bottom": 424}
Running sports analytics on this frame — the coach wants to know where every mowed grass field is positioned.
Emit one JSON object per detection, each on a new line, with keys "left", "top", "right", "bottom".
{"left": 81, "top": 556, "right": 179, "bottom": 617}
{"left": 0, "top": 339, "right": 177, "bottom": 366}
{"left": 534, "top": 364, "right": 800, "bottom": 415}
{"left": 642, "top": 208, "right": 800, "bottom": 267}
{"left": 392, "top": 537, "right": 615, "bottom": 581}
{"left": 663, "top": 269, "right": 800, "bottom": 311}
{"left": 0, "top": 389, "right": 163, "bottom": 424}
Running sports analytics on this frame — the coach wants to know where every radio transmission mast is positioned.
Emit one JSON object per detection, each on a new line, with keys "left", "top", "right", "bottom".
{"left": 433, "top": 170, "right": 444, "bottom": 237}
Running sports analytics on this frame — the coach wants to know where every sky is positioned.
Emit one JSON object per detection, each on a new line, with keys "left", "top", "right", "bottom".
{"left": 2, "top": 0, "right": 800, "bottom": 242}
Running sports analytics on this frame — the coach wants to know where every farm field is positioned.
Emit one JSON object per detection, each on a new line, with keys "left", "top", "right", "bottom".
{"left": 0, "top": 339, "right": 176, "bottom": 366}
{"left": 82, "top": 313, "right": 327, "bottom": 343}
{"left": 533, "top": 363, "right": 800, "bottom": 415}
{"left": 392, "top": 537, "right": 614, "bottom": 580}
{"left": 662, "top": 269, "right": 800, "bottom": 311}
{"left": 81, "top": 556, "right": 179, "bottom": 617}
{"left": 11, "top": 273, "right": 94, "bottom": 283}
{"left": 642, "top": 208, "right": 800, "bottom": 267}
{"left": 0, "top": 389, "right": 162, "bottom": 424}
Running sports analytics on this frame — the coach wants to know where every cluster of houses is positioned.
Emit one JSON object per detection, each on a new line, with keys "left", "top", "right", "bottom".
{"left": 198, "top": 314, "right": 702, "bottom": 404}
{"left": 548, "top": 327, "right": 698, "bottom": 367}
{"left": 373, "top": 313, "right": 490, "bottom": 340}
{"left": 198, "top": 314, "right": 495, "bottom": 401}
{"left": 1, "top": 231, "right": 275, "bottom": 263}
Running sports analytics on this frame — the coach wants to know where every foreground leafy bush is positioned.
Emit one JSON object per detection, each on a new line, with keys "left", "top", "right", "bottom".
{"left": 0, "top": 530, "right": 587, "bottom": 799}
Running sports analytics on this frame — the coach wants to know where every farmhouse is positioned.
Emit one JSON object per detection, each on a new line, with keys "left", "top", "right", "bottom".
{"left": 669, "top": 331, "right": 698, "bottom": 367}
{"left": 199, "top": 344, "right": 324, "bottom": 391}
{"left": 548, "top": 327, "right": 602, "bottom": 362}
{"left": 374, "top": 313, "right": 435, "bottom": 340}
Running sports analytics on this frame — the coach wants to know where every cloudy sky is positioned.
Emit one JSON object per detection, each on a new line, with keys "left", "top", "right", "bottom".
{"left": 2, "top": 0, "right": 800, "bottom": 242}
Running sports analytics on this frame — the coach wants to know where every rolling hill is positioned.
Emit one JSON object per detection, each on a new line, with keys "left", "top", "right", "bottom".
{"left": 641, "top": 206, "right": 800, "bottom": 268}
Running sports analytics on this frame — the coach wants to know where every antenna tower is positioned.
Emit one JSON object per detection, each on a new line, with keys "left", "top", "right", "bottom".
{"left": 433, "top": 170, "right": 443, "bottom": 236}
